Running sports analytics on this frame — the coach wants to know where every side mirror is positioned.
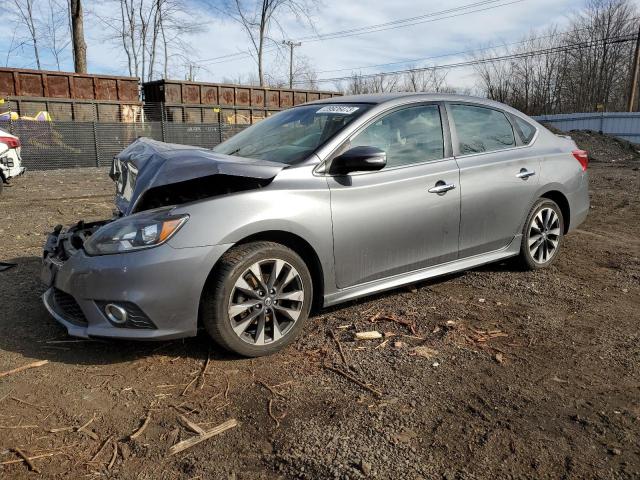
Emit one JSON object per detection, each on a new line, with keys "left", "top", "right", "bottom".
{"left": 329, "top": 146, "right": 386, "bottom": 175}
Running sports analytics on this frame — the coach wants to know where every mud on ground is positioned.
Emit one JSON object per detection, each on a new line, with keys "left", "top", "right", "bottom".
{"left": 0, "top": 135, "right": 639, "bottom": 479}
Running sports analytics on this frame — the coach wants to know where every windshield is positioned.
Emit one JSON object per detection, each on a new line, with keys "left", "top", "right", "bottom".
{"left": 212, "top": 103, "right": 372, "bottom": 164}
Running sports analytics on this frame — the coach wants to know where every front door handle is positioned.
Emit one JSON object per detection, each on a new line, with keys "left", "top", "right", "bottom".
{"left": 428, "top": 181, "right": 456, "bottom": 194}
{"left": 516, "top": 168, "right": 536, "bottom": 179}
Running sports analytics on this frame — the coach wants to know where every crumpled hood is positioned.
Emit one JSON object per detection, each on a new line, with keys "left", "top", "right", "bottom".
{"left": 111, "top": 137, "right": 285, "bottom": 215}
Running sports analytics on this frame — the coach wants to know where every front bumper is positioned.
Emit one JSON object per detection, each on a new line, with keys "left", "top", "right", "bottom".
{"left": 41, "top": 239, "right": 232, "bottom": 340}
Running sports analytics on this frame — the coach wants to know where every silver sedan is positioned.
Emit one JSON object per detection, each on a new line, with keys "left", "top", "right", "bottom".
{"left": 41, "top": 93, "right": 589, "bottom": 356}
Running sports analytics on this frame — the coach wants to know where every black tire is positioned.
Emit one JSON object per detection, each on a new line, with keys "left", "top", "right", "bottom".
{"left": 201, "top": 241, "right": 313, "bottom": 357}
{"left": 517, "top": 198, "right": 564, "bottom": 270}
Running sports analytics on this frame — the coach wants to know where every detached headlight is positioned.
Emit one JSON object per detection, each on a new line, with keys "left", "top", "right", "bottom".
{"left": 84, "top": 210, "right": 188, "bottom": 255}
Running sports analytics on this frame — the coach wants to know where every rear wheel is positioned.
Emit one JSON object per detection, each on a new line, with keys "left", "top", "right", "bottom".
{"left": 517, "top": 198, "right": 564, "bottom": 270}
{"left": 201, "top": 241, "right": 312, "bottom": 357}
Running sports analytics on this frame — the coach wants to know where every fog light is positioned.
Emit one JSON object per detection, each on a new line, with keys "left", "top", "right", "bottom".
{"left": 104, "top": 303, "right": 128, "bottom": 325}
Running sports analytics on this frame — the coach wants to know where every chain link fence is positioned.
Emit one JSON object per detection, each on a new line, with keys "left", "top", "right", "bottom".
{"left": 0, "top": 102, "right": 249, "bottom": 170}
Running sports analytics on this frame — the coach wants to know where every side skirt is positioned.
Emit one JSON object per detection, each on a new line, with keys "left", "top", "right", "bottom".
{"left": 323, "top": 235, "right": 521, "bottom": 307}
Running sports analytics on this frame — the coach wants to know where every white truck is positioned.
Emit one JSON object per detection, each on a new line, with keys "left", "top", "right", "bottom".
{"left": 0, "top": 127, "right": 26, "bottom": 195}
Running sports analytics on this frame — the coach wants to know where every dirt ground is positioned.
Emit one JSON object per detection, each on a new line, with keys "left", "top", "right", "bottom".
{"left": 0, "top": 132, "right": 639, "bottom": 479}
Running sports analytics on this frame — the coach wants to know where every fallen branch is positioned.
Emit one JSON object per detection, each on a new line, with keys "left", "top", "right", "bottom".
{"left": 107, "top": 441, "right": 118, "bottom": 470}
{"left": 324, "top": 365, "right": 383, "bottom": 397}
{"left": 177, "top": 414, "right": 206, "bottom": 435}
{"left": 198, "top": 352, "right": 211, "bottom": 390}
{"left": 77, "top": 415, "right": 95, "bottom": 436}
{"left": 13, "top": 448, "right": 40, "bottom": 473}
{"left": 0, "top": 360, "right": 49, "bottom": 378}
{"left": 129, "top": 412, "right": 152, "bottom": 440}
{"left": 329, "top": 330, "right": 350, "bottom": 368}
{"left": 256, "top": 381, "right": 286, "bottom": 399}
{"left": 0, "top": 451, "right": 62, "bottom": 466}
{"left": 90, "top": 435, "right": 114, "bottom": 463}
{"left": 268, "top": 399, "right": 280, "bottom": 428}
{"left": 181, "top": 376, "right": 197, "bottom": 397}
{"left": 370, "top": 312, "right": 417, "bottom": 335}
{"left": 168, "top": 418, "right": 238, "bottom": 456}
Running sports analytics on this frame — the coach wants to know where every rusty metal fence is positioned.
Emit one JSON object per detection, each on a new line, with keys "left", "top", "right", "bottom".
{"left": 0, "top": 102, "right": 249, "bottom": 170}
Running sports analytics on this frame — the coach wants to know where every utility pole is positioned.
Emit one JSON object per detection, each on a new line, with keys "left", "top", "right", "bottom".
{"left": 627, "top": 23, "right": 640, "bottom": 112}
{"left": 283, "top": 40, "right": 301, "bottom": 89}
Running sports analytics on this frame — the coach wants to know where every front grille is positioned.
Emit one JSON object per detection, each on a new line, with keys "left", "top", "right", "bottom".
{"left": 96, "top": 301, "right": 157, "bottom": 330}
{"left": 52, "top": 288, "right": 88, "bottom": 326}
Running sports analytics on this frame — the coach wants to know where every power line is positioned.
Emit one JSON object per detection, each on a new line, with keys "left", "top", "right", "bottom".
{"left": 195, "top": 0, "right": 525, "bottom": 65}
{"left": 296, "top": 34, "right": 637, "bottom": 85}
{"left": 295, "top": 0, "right": 519, "bottom": 42}
{"left": 313, "top": 18, "right": 640, "bottom": 75}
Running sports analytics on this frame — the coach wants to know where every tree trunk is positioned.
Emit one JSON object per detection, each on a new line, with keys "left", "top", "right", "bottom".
{"left": 70, "top": 0, "right": 87, "bottom": 73}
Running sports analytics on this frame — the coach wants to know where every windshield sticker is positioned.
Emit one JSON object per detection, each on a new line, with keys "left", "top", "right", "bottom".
{"left": 316, "top": 105, "right": 360, "bottom": 115}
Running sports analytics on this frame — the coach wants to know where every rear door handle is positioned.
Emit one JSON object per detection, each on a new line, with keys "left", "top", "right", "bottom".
{"left": 428, "top": 182, "right": 456, "bottom": 194}
{"left": 516, "top": 168, "right": 536, "bottom": 179}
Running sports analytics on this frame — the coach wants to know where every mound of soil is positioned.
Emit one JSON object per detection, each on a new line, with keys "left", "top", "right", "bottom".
{"left": 543, "top": 124, "right": 640, "bottom": 163}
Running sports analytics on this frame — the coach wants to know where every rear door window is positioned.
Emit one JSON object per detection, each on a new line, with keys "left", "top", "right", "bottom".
{"left": 449, "top": 104, "right": 515, "bottom": 154}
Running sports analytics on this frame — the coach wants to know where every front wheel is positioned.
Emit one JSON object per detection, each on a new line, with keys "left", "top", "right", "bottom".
{"left": 201, "top": 241, "right": 312, "bottom": 357}
{"left": 517, "top": 198, "right": 564, "bottom": 270}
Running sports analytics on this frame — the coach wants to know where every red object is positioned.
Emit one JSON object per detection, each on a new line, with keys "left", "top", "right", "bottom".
{"left": 0, "top": 136, "right": 20, "bottom": 149}
{"left": 572, "top": 149, "right": 589, "bottom": 171}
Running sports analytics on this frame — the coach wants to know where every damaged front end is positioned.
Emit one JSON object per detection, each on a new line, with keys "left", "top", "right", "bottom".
{"left": 41, "top": 137, "right": 285, "bottom": 339}
{"left": 110, "top": 137, "right": 285, "bottom": 215}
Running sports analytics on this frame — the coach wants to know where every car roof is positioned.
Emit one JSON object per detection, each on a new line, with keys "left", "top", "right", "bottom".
{"left": 308, "top": 92, "right": 527, "bottom": 117}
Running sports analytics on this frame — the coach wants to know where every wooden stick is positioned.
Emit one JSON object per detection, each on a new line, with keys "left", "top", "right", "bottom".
{"left": 107, "top": 441, "right": 118, "bottom": 470}
{"left": 10, "top": 396, "right": 45, "bottom": 410}
{"left": 0, "top": 389, "right": 14, "bottom": 403}
{"left": 90, "top": 435, "right": 114, "bottom": 462}
{"left": 324, "top": 365, "right": 383, "bottom": 397}
{"left": 0, "top": 360, "right": 49, "bottom": 378}
{"left": 329, "top": 330, "right": 350, "bottom": 368}
{"left": 256, "top": 381, "right": 286, "bottom": 399}
{"left": 268, "top": 399, "right": 280, "bottom": 428}
{"left": 0, "top": 424, "right": 39, "bottom": 429}
{"left": 0, "top": 451, "right": 61, "bottom": 465}
{"left": 224, "top": 375, "right": 230, "bottom": 399}
{"left": 13, "top": 448, "right": 40, "bottom": 473}
{"left": 168, "top": 419, "right": 237, "bottom": 456}
{"left": 77, "top": 415, "right": 95, "bottom": 435}
{"left": 181, "top": 376, "right": 197, "bottom": 397}
{"left": 129, "top": 412, "right": 152, "bottom": 440}
{"left": 198, "top": 353, "right": 210, "bottom": 390}
{"left": 177, "top": 414, "right": 206, "bottom": 435}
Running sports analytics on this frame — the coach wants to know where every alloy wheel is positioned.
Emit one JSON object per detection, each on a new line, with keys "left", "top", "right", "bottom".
{"left": 528, "top": 207, "right": 561, "bottom": 264}
{"left": 227, "top": 258, "right": 304, "bottom": 345}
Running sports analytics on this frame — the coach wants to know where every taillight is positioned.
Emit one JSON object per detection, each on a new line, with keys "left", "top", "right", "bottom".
{"left": 572, "top": 149, "right": 588, "bottom": 171}
{"left": 0, "top": 136, "right": 20, "bottom": 149}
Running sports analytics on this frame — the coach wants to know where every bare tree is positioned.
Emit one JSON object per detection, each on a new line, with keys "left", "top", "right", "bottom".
{"left": 337, "top": 67, "right": 453, "bottom": 96}
{"left": 216, "top": 0, "right": 319, "bottom": 86}
{"left": 11, "top": 0, "right": 41, "bottom": 69}
{"left": 70, "top": 0, "right": 87, "bottom": 72}
{"left": 402, "top": 66, "right": 449, "bottom": 92}
{"left": 102, "top": 0, "right": 202, "bottom": 80}
{"left": 472, "top": 0, "right": 637, "bottom": 114}
{"left": 44, "top": 0, "right": 71, "bottom": 70}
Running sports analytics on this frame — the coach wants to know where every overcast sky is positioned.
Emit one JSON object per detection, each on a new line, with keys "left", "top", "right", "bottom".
{"left": 3, "top": 0, "right": 638, "bottom": 91}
